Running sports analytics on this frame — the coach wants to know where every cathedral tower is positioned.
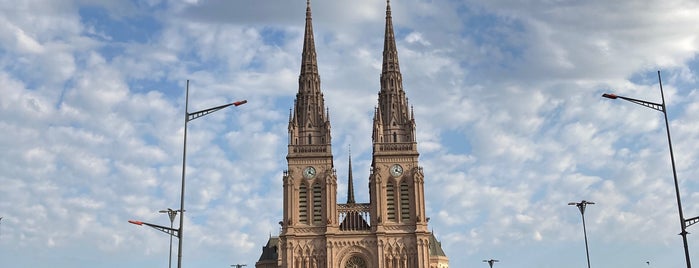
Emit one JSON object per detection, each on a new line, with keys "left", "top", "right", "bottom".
{"left": 368, "top": 0, "right": 431, "bottom": 267}
{"left": 279, "top": 0, "right": 338, "bottom": 266}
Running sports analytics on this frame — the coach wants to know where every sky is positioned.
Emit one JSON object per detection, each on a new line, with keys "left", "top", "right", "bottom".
{"left": 1, "top": 0, "right": 699, "bottom": 267}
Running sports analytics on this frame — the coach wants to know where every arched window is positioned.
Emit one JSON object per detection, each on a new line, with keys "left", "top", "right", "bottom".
{"left": 299, "top": 184, "right": 308, "bottom": 224}
{"left": 308, "top": 134, "right": 312, "bottom": 144}
{"left": 345, "top": 255, "right": 367, "bottom": 268}
{"left": 387, "top": 181, "right": 395, "bottom": 221}
{"left": 393, "top": 132, "right": 397, "bottom": 142}
{"left": 400, "top": 180, "right": 410, "bottom": 221}
{"left": 312, "top": 183, "right": 322, "bottom": 225}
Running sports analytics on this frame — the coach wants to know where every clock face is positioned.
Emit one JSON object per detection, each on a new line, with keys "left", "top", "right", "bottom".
{"left": 390, "top": 164, "right": 403, "bottom": 177}
{"left": 303, "top": 166, "right": 316, "bottom": 179}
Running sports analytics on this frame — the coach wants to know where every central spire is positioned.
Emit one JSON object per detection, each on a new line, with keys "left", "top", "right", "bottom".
{"left": 347, "top": 146, "right": 355, "bottom": 204}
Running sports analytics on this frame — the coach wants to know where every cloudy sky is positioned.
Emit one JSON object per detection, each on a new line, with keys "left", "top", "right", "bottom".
{"left": 1, "top": 0, "right": 699, "bottom": 267}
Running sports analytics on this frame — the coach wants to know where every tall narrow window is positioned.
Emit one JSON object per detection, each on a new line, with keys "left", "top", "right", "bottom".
{"left": 400, "top": 181, "right": 410, "bottom": 221}
{"left": 299, "top": 184, "right": 308, "bottom": 224}
{"left": 308, "top": 134, "right": 312, "bottom": 144}
{"left": 387, "top": 181, "right": 395, "bottom": 221}
{"left": 393, "top": 132, "right": 397, "bottom": 142}
{"left": 313, "top": 183, "right": 322, "bottom": 224}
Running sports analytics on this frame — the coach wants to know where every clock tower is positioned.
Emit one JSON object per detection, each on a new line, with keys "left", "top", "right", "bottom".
{"left": 368, "top": 0, "right": 431, "bottom": 266}
{"left": 279, "top": 0, "right": 338, "bottom": 266}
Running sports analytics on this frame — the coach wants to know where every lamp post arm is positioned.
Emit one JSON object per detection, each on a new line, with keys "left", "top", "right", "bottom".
{"left": 603, "top": 94, "right": 664, "bottom": 112}
{"left": 686, "top": 216, "right": 699, "bottom": 228}
{"left": 619, "top": 95, "right": 664, "bottom": 112}
{"left": 187, "top": 100, "right": 248, "bottom": 122}
{"left": 128, "top": 220, "right": 180, "bottom": 237}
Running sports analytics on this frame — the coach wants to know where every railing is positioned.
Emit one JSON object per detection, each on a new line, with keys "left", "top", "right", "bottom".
{"left": 338, "top": 203, "right": 371, "bottom": 231}
{"left": 375, "top": 142, "right": 415, "bottom": 152}
{"left": 290, "top": 144, "right": 330, "bottom": 154}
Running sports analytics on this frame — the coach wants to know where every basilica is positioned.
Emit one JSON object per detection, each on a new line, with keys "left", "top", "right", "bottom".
{"left": 255, "top": 1, "right": 449, "bottom": 267}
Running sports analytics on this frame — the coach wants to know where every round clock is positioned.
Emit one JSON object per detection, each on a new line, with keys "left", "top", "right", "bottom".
{"left": 390, "top": 164, "right": 403, "bottom": 177}
{"left": 303, "top": 166, "right": 316, "bottom": 179}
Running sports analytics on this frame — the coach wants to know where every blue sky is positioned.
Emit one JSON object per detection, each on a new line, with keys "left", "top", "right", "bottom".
{"left": 1, "top": 0, "right": 699, "bottom": 267}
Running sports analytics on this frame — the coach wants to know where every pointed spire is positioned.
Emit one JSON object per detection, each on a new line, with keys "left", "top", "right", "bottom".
{"left": 373, "top": 0, "right": 416, "bottom": 149}
{"left": 382, "top": 0, "right": 400, "bottom": 74}
{"left": 289, "top": 0, "right": 331, "bottom": 150}
{"left": 347, "top": 145, "right": 356, "bottom": 204}
{"left": 301, "top": 0, "right": 319, "bottom": 76}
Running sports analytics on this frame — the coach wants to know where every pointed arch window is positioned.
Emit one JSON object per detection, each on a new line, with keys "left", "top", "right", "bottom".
{"left": 299, "top": 183, "right": 308, "bottom": 224}
{"left": 386, "top": 181, "right": 396, "bottom": 221}
{"left": 312, "top": 183, "right": 322, "bottom": 225}
{"left": 400, "top": 180, "right": 410, "bottom": 221}
{"left": 393, "top": 132, "right": 397, "bottom": 142}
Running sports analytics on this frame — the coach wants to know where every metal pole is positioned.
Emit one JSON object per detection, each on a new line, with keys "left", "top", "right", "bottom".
{"left": 581, "top": 207, "right": 591, "bottom": 268}
{"left": 658, "top": 71, "right": 692, "bottom": 268}
{"left": 570, "top": 201, "right": 594, "bottom": 268}
{"left": 177, "top": 80, "right": 190, "bottom": 268}
{"left": 168, "top": 214, "right": 174, "bottom": 268}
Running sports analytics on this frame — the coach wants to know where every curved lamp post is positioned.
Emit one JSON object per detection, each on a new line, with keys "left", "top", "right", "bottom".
{"left": 130, "top": 80, "right": 247, "bottom": 268}
{"left": 569, "top": 200, "right": 595, "bottom": 268}
{"left": 602, "top": 70, "right": 698, "bottom": 268}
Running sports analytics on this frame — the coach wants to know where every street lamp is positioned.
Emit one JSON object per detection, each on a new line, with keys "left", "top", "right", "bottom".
{"left": 177, "top": 80, "right": 247, "bottom": 268}
{"left": 483, "top": 259, "right": 499, "bottom": 268}
{"left": 569, "top": 200, "right": 595, "bottom": 268}
{"left": 602, "top": 70, "right": 698, "bottom": 268}
{"left": 159, "top": 208, "right": 181, "bottom": 268}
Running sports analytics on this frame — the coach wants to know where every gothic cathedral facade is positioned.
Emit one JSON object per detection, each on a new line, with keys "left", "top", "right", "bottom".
{"left": 255, "top": 1, "right": 449, "bottom": 267}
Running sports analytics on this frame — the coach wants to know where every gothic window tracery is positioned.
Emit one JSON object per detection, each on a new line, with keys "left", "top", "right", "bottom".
{"left": 344, "top": 255, "right": 367, "bottom": 268}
